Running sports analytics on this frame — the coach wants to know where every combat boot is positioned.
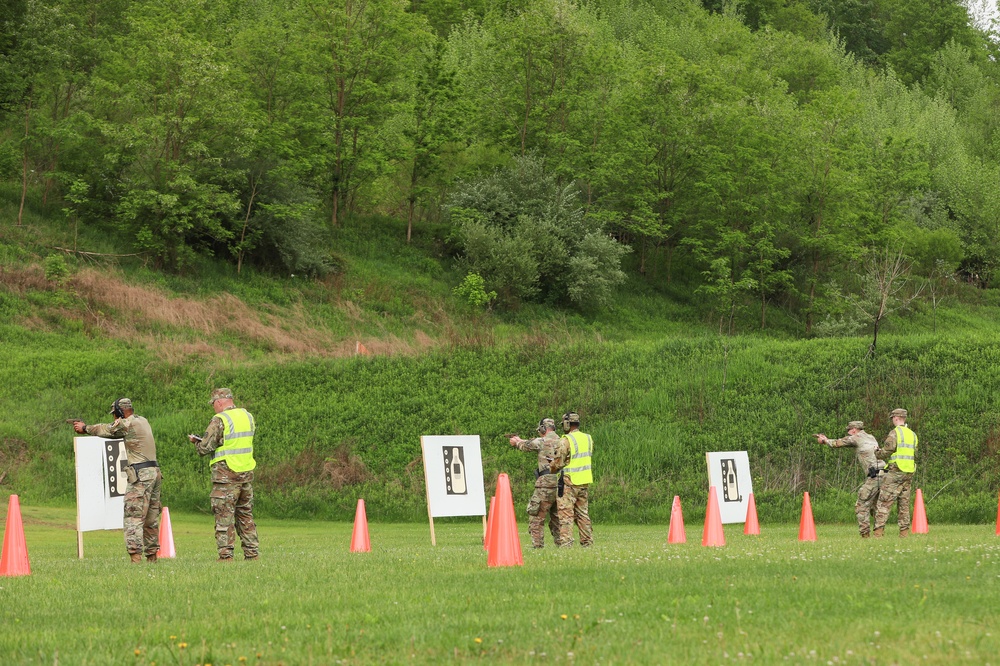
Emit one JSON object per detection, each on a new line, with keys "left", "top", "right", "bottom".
{"left": 860, "top": 532, "right": 870, "bottom": 539}
{"left": 873, "top": 527, "right": 884, "bottom": 538}
{"left": 217, "top": 557, "right": 234, "bottom": 563}
{"left": 899, "top": 528, "right": 909, "bottom": 538}
{"left": 245, "top": 554, "right": 259, "bottom": 561}
{"left": 146, "top": 554, "right": 157, "bottom": 563}
{"left": 129, "top": 552, "right": 142, "bottom": 564}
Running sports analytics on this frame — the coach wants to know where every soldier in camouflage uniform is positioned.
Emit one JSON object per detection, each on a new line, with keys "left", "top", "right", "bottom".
{"left": 551, "top": 412, "right": 594, "bottom": 548}
{"left": 815, "top": 421, "right": 883, "bottom": 538}
{"left": 188, "top": 388, "right": 260, "bottom": 561}
{"left": 72, "top": 398, "right": 162, "bottom": 563}
{"left": 874, "top": 408, "right": 918, "bottom": 538}
{"left": 509, "top": 418, "right": 562, "bottom": 548}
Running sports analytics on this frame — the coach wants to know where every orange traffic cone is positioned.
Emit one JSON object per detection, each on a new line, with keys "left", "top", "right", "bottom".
{"left": 156, "top": 506, "right": 176, "bottom": 558}
{"left": 0, "top": 495, "right": 31, "bottom": 576}
{"left": 487, "top": 473, "right": 523, "bottom": 567}
{"left": 483, "top": 496, "right": 496, "bottom": 551}
{"left": 350, "top": 499, "right": 371, "bottom": 553}
{"left": 744, "top": 493, "right": 760, "bottom": 535}
{"left": 702, "top": 486, "right": 725, "bottom": 547}
{"left": 667, "top": 495, "right": 686, "bottom": 544}
{"left": 799, "top": 492, "right": 817, "bottom": 541}
{"left": 911, "top": 488, "right": 928, "bottom": 534}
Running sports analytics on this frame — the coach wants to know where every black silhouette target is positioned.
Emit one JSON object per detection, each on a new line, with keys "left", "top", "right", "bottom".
{"left": 443, "top": 446, "right": 468, "bottom": 495}
{"left": 105, "top": 440, "right": 128, "bottom": 497}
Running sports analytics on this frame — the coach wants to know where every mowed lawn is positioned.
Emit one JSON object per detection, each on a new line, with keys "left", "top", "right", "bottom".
{"left": 1, "top": 505, "right": 999, "bottom": 665}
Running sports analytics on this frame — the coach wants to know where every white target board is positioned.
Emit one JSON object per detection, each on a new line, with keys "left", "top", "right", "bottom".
{"left": 420, "top": 435, "right": 486, "bottom": 518}
{"left": 706, "top": 451, "right": 754, "bottom": 524}
{"left": 74, "top": 436, "right": 126, "bottom": 532}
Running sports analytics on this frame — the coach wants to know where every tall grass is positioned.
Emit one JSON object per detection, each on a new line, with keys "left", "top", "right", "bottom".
{"left": 2, "top": 309, "right": 1000, "bottom": 523}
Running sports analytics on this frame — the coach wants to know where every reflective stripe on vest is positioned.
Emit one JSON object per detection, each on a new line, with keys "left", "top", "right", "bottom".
{"left": 888, "top": 425, "right": 917, "bottom": 474}
{"left": 564, "top": 431, "right": 593, "bottom": 485}
{"left": 211, "top": 408, "right": 257, "bottom": 472}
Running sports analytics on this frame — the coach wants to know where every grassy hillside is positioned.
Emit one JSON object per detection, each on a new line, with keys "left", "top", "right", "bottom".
{"left": 3, "top": 201, "right": 1000, "bottom": 524}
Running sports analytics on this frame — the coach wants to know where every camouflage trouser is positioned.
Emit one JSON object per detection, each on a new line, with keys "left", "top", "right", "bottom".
{"left": 124, "top": 467, "right": 162, "bottom": 556}
{"left": 210, "top": 465, "right": 259, "bottom": 559}
{"left": 855, "top": 476, "right": 880, "bottom": 536}
{"left": 526, "top": 486, "right": 560, "bottom": 548}
{"left": 557, "top": 483, "right": 592, "bottom": 547}
{"left": 874, "top": 468, "right": 913, "bottom": 532}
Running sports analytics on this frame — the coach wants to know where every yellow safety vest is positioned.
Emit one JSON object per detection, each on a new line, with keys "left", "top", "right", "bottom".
{"left": 564, "top": 431, "right": 593, "bottom": 485}
{"left": 888, "top": 425, "right": 916, "bottom": 473}
{"left": 211, "top": 408, "right": 257, "bottom": 472}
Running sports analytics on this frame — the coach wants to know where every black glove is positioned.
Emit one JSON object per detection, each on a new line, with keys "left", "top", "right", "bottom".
{"left": 867, "top": 466, "right": 880, "bottom": 479}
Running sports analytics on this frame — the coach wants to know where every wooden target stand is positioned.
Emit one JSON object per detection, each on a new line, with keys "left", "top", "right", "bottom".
{"left": 420, "top": 435, "right": 488, "bottom": 546}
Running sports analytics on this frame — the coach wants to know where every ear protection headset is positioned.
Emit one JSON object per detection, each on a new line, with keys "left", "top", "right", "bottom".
{"left": 112, "top": 398, "right": 125, "bottom": 419}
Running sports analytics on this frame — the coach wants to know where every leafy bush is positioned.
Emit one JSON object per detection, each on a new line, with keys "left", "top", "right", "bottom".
{"left": 453, "top": 272, "right": 496, "bottom": 309}
{"left": 447, "top": 156, "right": 629, "bottom": 309}
{"left": 43, "top": 254, "right": 70, "bottom": 284}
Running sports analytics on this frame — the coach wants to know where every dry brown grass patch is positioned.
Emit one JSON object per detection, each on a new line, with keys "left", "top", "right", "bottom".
{"left": 0, "top": 265, "right": 52, "bottom": 294}
{"left": 70, "top": 268, "right": 347, "bottom": 356}
{"left": 258, "top": 445, "right": 371, "bottom": 491}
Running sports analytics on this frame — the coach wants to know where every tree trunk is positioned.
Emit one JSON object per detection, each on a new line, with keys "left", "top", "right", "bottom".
{"left": 237, "top": 178, "right": 258, "bottom": 275}
{"left": 17, "top": 100, "right": 32, "bottom": 227}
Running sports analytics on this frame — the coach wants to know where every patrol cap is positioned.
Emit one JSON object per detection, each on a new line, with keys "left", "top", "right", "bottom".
{"left": 209, "top": 388, "right": 234, "bottom": 405}
{"left": 889, "top": 408, "right": 907, "bottom": 419}
{"left": 562, "top": 412, "right": 580, "bottom": 425}
{"left": 847, "top": 421, "right": 864, "bottom": 430}
{"left": 537, "top": 417, "right": 556, "bottom": 432}
{"left": 110, "top": 398, "right": 132, "bottom": 414}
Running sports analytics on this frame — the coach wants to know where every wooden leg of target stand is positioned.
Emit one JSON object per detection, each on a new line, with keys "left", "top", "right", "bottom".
{"left": 77, "top": 530, "right": 84, "bottom": 559}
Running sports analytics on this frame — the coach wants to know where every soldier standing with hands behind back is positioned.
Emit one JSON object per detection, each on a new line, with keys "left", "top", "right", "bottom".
{"left": 70, "top": 398, "right": 162, "bottom": 563}
{"left": 189, "top": 388, "right": 260, "bottom": 561}
{"left": 551, "top": 411, "right": 594, "bottom": 548}
{"left": 814, "top": 421, "right": 883, "bottom": 538}
{"left": 509, "top": 418, "right": 562, "bottom": 549}
{"left": 873, "top": 408, "right": 918, "bottom": 538}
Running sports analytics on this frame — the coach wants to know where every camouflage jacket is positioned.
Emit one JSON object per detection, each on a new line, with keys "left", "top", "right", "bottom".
{"left": 194, "top": 415, "right": 227, "bottom": 458}
{"left": 826, "top": 431, "right": 880, "bottom": 473}
{"left": 514, "top": 431, "right": 562, "bottom": 488}
{"left": 86, "top": 414, "right": 157, "bottom": 465}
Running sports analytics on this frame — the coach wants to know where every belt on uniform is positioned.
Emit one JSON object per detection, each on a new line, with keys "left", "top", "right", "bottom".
{"left": 535, "top": 469, "right": 558, "bottom": 478}
{"left": 131, "top": 461, "right": 159, "bottom": 470}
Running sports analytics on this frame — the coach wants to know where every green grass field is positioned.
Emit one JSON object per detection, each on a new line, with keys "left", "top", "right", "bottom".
{"left": 2, "top": 504, "right": 999, "bottom": 665}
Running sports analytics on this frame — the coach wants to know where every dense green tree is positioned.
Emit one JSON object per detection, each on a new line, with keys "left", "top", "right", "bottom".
{"left": 448, "top": 156, "right": 628, "bottom": 308}
{"left": 404, "top": 40, "right": 463, "bottom": 242}
{"left": 0, "top": 0, "right": 28, "bottom": 117}
{"left": 878, "top": 0, "right": 980, "bottom": 85}
{"left": 82, "top": 0, "right": 247, "bottom": 268}
{"left": 809, "top": 0, "right": 889, "bottom": 66}
{"left": 4, "top": 0, "right": 76, "bottom": 225}
{"left": 227, "top": 0, "right": 327, "bottom": 274}
{"left": 302, "top": 0, "right": 428, "bottom": 227}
